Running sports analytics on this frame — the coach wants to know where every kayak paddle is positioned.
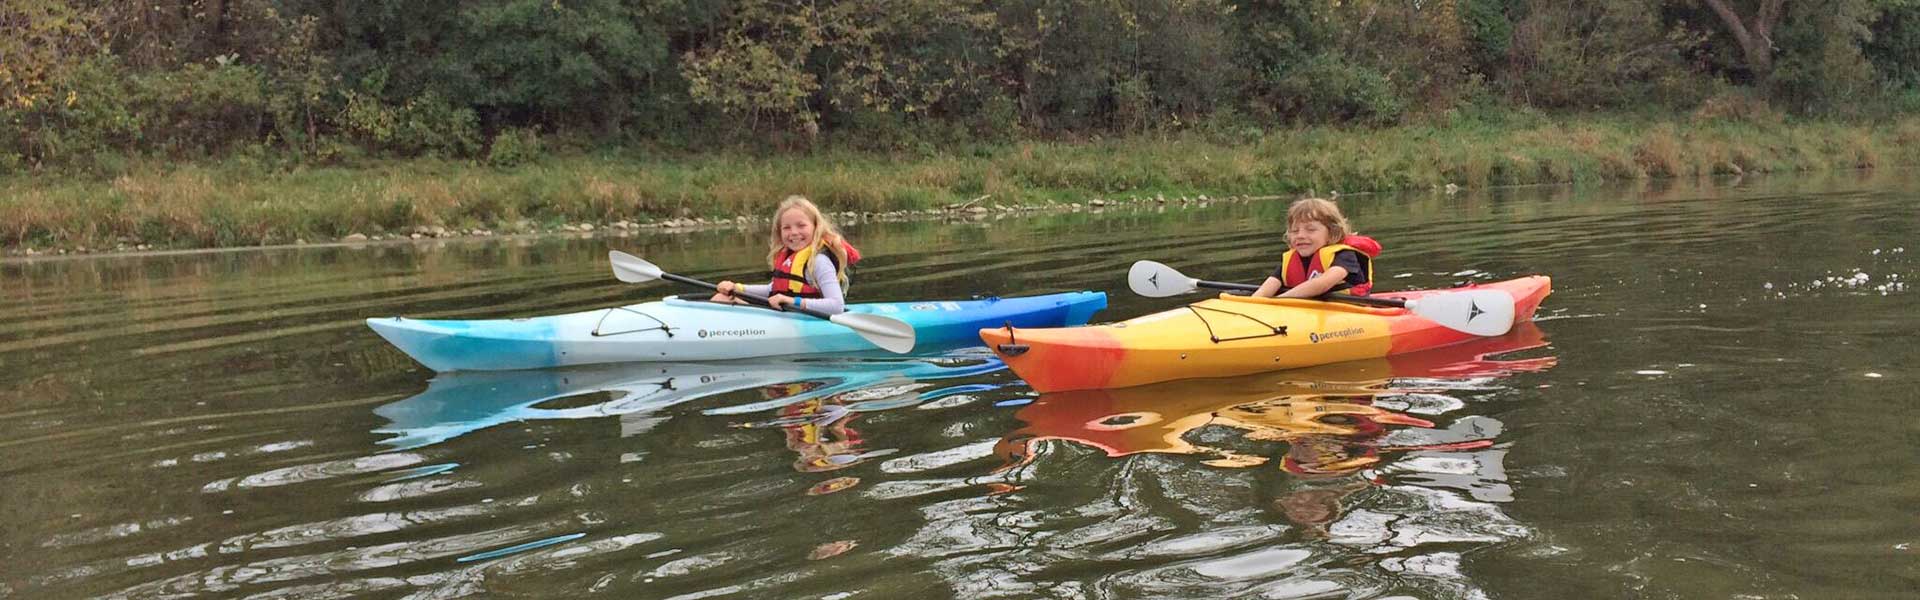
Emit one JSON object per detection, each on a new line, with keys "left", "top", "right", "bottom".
{"left": 1126, "top": 260, "right": 1515, "bottom": 337}
{"left": 609, "top": 251, "right": 916, "bottom": 353}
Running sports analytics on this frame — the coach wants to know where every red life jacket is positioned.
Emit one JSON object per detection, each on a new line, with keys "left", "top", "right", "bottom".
{"left": 768, "top": 239, "right": 861, "bottom": 298}
{"left": 1278, "top": 235, "right": 1380, "bottom": 296}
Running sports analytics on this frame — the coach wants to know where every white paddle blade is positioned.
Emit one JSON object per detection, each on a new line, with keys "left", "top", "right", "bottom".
{"left": 1408, "top": 289, "right": 1516, "bottom": 337}
{"left": 830, "top": 313, "right": 917, "bottom": 353}
{"left": 609, "top": 251, "right": 663, "bottom": 283}
{"left": 1128, "top": 260, "right": 1201, "bottom": 298}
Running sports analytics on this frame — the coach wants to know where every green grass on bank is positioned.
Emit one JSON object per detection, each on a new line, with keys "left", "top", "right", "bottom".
{"left": 6, "top": 114, "right": 1920, "bottom": 252}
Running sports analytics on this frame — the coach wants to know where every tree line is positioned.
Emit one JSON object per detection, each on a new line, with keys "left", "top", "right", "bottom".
{"left": 5, "top": 0, "right": 1919, "bottom": 172}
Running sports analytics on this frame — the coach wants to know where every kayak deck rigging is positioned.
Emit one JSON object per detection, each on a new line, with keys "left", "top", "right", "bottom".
{"left": 591, "top": 306, "right": 677, "bottom": 338}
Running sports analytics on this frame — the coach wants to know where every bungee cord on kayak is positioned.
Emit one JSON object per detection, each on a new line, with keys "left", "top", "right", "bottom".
{"left": 1184, "top": 303, "right": 1289, "bottom": 344}
{"left": 589, "top": 306, "right": 676, "bottom": 338}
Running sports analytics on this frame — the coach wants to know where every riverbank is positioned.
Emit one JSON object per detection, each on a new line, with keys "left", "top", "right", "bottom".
{"left": 7, "top": 114, "right": 1919, "bottom": 257}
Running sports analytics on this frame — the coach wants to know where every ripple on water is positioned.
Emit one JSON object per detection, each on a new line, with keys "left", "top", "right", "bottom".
{"left": 99, "top": 523, "right": 568, "bottom": 598}
{"left": 201, "top": 453, "right": 428, "bottom": 492}
{"left": 354, "top": 477, "right": 484, "bottom": 503}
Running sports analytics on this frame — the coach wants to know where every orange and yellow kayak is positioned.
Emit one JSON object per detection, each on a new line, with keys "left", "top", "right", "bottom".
{"left": 978, "top": 276, "right": 1551, "bottom": 392}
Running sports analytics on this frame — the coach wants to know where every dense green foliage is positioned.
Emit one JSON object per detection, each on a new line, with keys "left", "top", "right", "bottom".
{"left": 5, "top": 0, "right": 1918, "bottom": 173}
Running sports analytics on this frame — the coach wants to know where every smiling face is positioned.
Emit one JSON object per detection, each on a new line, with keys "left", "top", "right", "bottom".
{"left": 1287, "top": 219, "right": 1333, "bottom": 256}
{"left": 777, "top": 207, "right": 817, "bottom": 252}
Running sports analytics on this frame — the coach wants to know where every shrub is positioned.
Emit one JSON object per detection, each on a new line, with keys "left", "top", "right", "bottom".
{"left": 486, "top": 127, "right": 544, "bottom": 167}
{"left": 342, "top": 90, "right": 481, "bottom": 157}
{"left": 1260, "top": 54, "right": 1406, "bottom": 125}
{"left": 133, "top": 62, "right": 270, "bottom": 156}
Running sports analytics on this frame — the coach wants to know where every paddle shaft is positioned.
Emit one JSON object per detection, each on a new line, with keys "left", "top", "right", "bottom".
{"left": 658, "top": 272, "right": 840, "bottom": 321}
{"left": 1194, "top": 279, "right": 1409, "bottom": 308}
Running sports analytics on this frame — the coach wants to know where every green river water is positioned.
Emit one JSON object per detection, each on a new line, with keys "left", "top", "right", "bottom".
{"left": 2, "top": 171, "right": 1916, "bottom": 599}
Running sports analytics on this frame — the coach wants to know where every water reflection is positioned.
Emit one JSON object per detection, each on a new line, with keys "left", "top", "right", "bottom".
{"left": 901, "top": 323, "right": 1559, "bottom": 596}
{"left": 373, "top": 349, "right": 1009, "bottom": 451}
{"left": 750, "top": 393, "right": 891, "bottom": 473}
{"left": 998, "top": 323, "right": 1554, "bottom": 476}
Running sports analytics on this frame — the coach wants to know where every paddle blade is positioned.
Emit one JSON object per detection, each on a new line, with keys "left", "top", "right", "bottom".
{"left": 829, "top": 313, "right": 917, "bottom": 353}
{"left": 609, "top": 251, "right": 663, "bottom": 283}
{"left": 1128, "top": 260, "right": 1201, "bottom": 298}
{"left": 1407, "top": 289, "right": 1516, "bottom": 337}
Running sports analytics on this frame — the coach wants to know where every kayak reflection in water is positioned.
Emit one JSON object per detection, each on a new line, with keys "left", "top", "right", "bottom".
{"left": 996, "top": 325, "right": 1556, "bottom": 533}
{"left": 1274, "top": 478, "right": 1375, "bottom": 536}
{"left": 781, "top": 396, "right": 867, "bottom": 473}
{"left": 736, "top": 381, "right": 885, "bottom": 474}
{"left": 1002, "top": 391, "right": 1492, "bottom": 534}
{"left": 1240, "top": 395, "right": 1495, "bottom": 536}
{"left": 713, "top": 195, "right": 862, "bottom": 314}
{"left": 995, "top": 386, "right": 1461, "bottom": 470}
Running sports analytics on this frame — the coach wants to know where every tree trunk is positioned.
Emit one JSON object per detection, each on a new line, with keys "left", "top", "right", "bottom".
{"left": 213, "top": 0, "right": 229, "bottom": 41}
{"left": 1699, "top": 0, "right": 1787, "bottom": 82}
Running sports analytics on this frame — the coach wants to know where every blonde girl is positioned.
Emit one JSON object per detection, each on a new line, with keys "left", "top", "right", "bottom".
{"left": 714, "top": 195, "right": 861, "bottom": 313}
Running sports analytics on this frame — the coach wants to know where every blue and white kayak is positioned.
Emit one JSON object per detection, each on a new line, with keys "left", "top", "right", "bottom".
{"left": 367, "top": 291, "right": 1107, "bottom": 372}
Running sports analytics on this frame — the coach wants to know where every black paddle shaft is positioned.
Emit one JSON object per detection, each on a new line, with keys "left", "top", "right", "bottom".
{"left": 1196, "top": 279, "right": 1408, "bottom": 309}
{"left": 660, "top": 272, "right": 838, "bottom": 320}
